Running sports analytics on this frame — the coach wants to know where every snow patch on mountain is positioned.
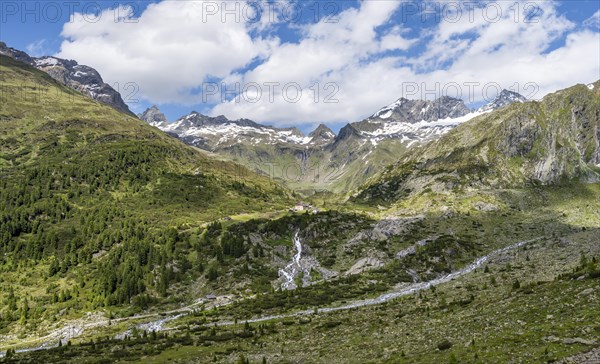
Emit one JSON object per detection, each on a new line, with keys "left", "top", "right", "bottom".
{"left": 372, "top": 98, "right": 407, "bottom": 118}
{"left": 378, "top": 110, "right": 393, "bottom": 119}
{"left": 34, "top": 57, "right": 60, "bottom": 67}
{"left": 155, "top": 112, "right": 316, "bottom": 147}
{"left": 477, "top": 89, "right": 527, "bottom": 113}
{"left": 361, "top": 110, "right": 491, "bottom": 145}
{"left": 176, "top": 124, "right": 313, "bottom": 146}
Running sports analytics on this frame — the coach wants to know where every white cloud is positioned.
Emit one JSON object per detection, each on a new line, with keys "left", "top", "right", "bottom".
{"left": 211, "top": 0, "right": 598, "bottom": 125}
{"left": 58, "top": 1, "right": 274, "bottom": 105}
{"left": 380, "top": 26, "right": 416, "bottom": 52}
{"left": 56, "top": 0, "right": 600, "bottom": 127}
{"left": 211, "top": 1, "right": 412, "bottom": 125}
{"left": 26, "top": 39, "right": 47, "bottom": 57}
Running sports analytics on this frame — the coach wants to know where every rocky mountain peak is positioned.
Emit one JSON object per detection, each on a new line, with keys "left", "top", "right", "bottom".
{"left": 138, "top": 105, "right": 168, "bottom": 127}
{"left": 0, "top": 42, "right": 133, "bottom": 116}
{"left": 335, "top": 123, "right": 361, "bottom": 142}
{"left": 0, "top": 41, "right": 34, "bottom": 65}
{"left": 370, "top": 95, "right": 470, "bottom": 124}
{"left": 308, "top": 124, "right": 336, "bottom": 144}
{"left": 478, "top": 89, "right": 527, "bottom": 112}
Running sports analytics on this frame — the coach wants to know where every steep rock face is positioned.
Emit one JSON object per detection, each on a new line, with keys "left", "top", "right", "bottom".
{"left": 492, "top": 84, "right": 600, "bottom": 183}
{"left": 333, "top": 124, "right": 361, "bottom": 144}
{"left": 369, "top": 96, "right": 471, "bottom": 123}
{"left": 308, "top": 124, "right": 336, "bottom": 145}
{"left": 478, "top": 89, "right": 527, "bottom": 112}
{"left": 138, "top": 106, "right": 168, "bottom": 128}
{"left": 0, "top": 42, "right": 133, "bottom": 116}
{"left": 354, "top": 82, "right": 600, "bottom": 203}
{"left": 159, "top": 111, "right": 311, "bottom": 150}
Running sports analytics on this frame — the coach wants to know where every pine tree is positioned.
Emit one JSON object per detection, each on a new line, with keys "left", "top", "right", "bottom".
{"left": 19, "top": 297, "right": 29, "bottom": 324}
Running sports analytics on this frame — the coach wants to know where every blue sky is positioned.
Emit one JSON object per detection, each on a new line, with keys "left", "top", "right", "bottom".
{"left": 2, "top": 0, "right": 599, "bottom": 134}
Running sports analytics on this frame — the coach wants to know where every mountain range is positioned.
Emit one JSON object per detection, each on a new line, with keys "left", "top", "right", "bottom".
{"left": 138, "top": 89, "right": 528, "bottom": 193}
{"left": 0, "top": 41, "right": 534, "bottom": 195}
{"left": 355, "top": 80, "right": 600, "bottom": 203}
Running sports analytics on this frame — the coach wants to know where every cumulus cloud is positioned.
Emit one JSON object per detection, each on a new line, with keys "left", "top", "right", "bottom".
{"left": 56, "top": 0, "right": 600, "bottom": 127}
{"left": 212, "top": 0, "right": 599, "bottom": 125}
{"left": 58, "top": 1, "right": 275, "bottom": 105}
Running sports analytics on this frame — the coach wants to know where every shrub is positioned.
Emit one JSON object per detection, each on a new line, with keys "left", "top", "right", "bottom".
{"left": 512, "top": 279, "right": 521, "bottom": 290}
{"left": 437, "top": 339, "right": 453, "bottom": 351}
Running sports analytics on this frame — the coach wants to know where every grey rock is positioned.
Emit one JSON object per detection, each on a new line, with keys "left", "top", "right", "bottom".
{"left": 473, "top": 201, "right": 499, "bottom": 211}
{"left": 557, "top": 347, "right": 600, "bottom": 364}
{"left": 0, "top": 42, "right": 133, "bottom": 116}
{"left": 344, "top": 257, "right": 384, "bottom": 276}
{"left": 369, "top": 96, "right": 471, "bottom": 124}
{"left": 0, "top": 41, "right": 33, "bottom": 64}
{"left": 138, "top": 106, "right": 168, "bottom": 127}
{"left": 477, "top": 89, "right": 527, "bottom": 113}
{"left": 562, "top": 338, "right": 597, "bottom": 345}
{"left": 308, "top": 124, "right": 336, "bottom": 145}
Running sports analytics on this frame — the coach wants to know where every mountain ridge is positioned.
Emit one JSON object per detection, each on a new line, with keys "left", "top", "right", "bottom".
{"left": 353, "top": 81, "right": 600, "bottom": 204}
{"left": 140, "top": 90, "right": 529, "bottom": 193}
{"left": 0, "top": 41, "right": 134, "bottom": 116}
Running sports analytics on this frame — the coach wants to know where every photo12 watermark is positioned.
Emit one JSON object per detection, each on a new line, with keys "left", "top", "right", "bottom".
{"left": 1, "top": 1, "right": 546, "bottom": 25}
{"left": 201, "top": 81, "right": 339, "bottom": 104}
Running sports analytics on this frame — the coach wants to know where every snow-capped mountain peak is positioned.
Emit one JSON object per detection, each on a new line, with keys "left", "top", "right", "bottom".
{"left": 138, "top": 106, "right": 168, "bottom": 128}
{"left": 349, "top": 91, "right": 527, "bottom": 148}
{"left": 477, "top": 89, "right": 527, "bottom": 113}
{"left": 308, "top": 124, "right": 336, "bottom": 145}
{"left": 372, "top": 98, "right": 409, "bottom": 118}
{"left": 369, "top": 95, "right": 470, "bottom": 124}
{"left": 141, "top": 107, "right": 313, "bottom": 150}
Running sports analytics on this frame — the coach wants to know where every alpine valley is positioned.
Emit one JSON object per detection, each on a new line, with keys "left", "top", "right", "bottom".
{"left": 1, "top": 41, "right": 599, "bottom": 364}
{"left": 137, "top": 89, "right": 528, "bottom": 194}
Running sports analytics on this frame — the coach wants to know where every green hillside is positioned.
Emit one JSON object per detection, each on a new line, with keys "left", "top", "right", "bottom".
{"left": 217, "top": 137, "right": 407, "bottom": 195}
{"left": 0, "top": 55, "right": 291, "bottom": 334}
{"left": 353, "top": 81, "right": 600, "bottom": 205}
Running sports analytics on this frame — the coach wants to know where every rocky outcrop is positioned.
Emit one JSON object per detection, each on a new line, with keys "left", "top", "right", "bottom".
{"left": 0, "top": 41, "right": 33, "bottom": 64}
{"left": 369, "top": 96, "right": 471, "bottom": 123}
{"left": 344, "top": 257, "right": 384, "bottom": 275}
{"left": 355, "top": 82, "right": 600, "bottom": 203}
{"left": 557, "top": 348, "right": 600, "bottom": 364}
{"left": 477, "top": 89, "right": 526, "bottom": 113}
{"left": 495, "top": 85, "right": 600, "bottom": 184}
{"left": 0, "top": 41, "right": 133, "bottom": 116}
{"left": 308, "top": 124, "right": 336, "bottom": 145}
{"left": 138, "top": 106, "right": 168, "bottom": 128}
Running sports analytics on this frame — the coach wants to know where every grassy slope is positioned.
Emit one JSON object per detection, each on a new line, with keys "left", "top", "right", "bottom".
{"left": 0, "top": 55, "right": 290, "bottom": 221}
{"left": 205, "top": 133, "right": 408, "bottom": 196}
{"left": 354, "top": 82, "right": 600, "bottom": 204}
{"left": 0, "top": 55, "right": 292, "bottom": 338}
{"left": 8, "top": 184, "right": 600, "bottom": 363}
